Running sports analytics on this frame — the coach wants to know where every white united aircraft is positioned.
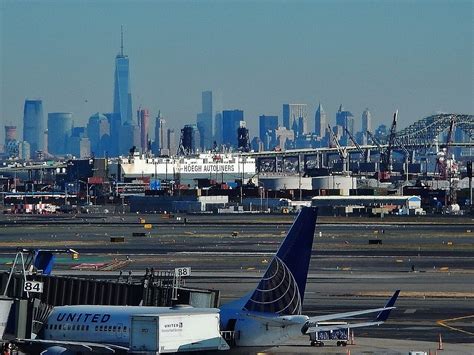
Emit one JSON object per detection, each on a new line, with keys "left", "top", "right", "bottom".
{"left": 14, "top": 207, "right": 399, "bottom": 353}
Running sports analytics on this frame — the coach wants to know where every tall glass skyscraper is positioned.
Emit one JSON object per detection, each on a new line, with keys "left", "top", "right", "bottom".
{"left": 113, "top": 28, "right": 133, "bottom": 125}
{"left": 23, "top": 99, "right": 44, "bottom": 153}
{"left": 361, "top": 108, "right": 372, "bottom": 133}
{"left": 196, "top": 91, "right": 213, "bottom": 150}
{"left": 47, "top": 112, "right": 73, "bottom": 155}
{"left": 283, "top": 104, "right": 308, "bottom": 136}
{"left": 314, "top": 103, "right": 327, "bottom": 138}
{"left": 222, "top": 109, "right": 244, "bottom": 147}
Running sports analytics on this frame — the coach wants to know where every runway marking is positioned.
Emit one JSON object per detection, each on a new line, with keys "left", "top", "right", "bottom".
{"left": 436, "top": 315, "right": 474, "bottom": 336}
{"left": 404, "top": 309, "right": 417, "bottom": 314}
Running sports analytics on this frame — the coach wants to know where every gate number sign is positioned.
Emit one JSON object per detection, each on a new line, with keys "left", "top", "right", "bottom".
{"left": 24, "top": 281, "right": 44, "bottom": 293}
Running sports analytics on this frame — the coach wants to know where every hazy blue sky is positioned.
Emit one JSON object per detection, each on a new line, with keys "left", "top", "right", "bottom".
{"left": 1, "top": 0, "right": 472, "bottom": 144}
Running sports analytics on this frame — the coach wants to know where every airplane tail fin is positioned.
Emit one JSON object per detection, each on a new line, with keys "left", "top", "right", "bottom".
{"left": 376, "top": 290, "right": 400, "bottom": 322}
{"left": 243, "top": 207, "right": 318, "bottom": 315}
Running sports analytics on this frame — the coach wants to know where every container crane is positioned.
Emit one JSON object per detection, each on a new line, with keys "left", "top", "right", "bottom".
{"left": 344, "top": 127, "right": 369, "bottom": 163}
{"left": 327, "top": 124, "right": 348, "bottom": 173}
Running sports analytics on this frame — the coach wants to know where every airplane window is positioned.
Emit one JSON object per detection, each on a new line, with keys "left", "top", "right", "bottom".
{"left": 118, "top": 326, "right": 121, "bottom": 331}
{"left": 123, "top": 326, "right": 127, "bottom": 332}
{"left": 54, "top": 324, "right": 57, "bottom": 330}
{"left": 86, "top": 325, "right": 89, "bottom": 331}
{"left": 95, "top": 326, "right": 98, "bottom": 331}
{"left": 67, "top": 325, "right": 71, "bottom": 331}
{"left": 113, "top": 326, "right": 116, "bottom": 332}
{"left": 58, "top": 325, "right": 62, "bottom": 330}
{"left": 99, "top": 326, "right": 103, "bottom": 331}
{"left": 108, "top": 326, "right": 112, "bottom": 331}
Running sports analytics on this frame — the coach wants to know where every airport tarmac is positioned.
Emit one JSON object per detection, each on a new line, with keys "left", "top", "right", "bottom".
{"left": 0, "top": 213, "right": 473, "bottom": 352}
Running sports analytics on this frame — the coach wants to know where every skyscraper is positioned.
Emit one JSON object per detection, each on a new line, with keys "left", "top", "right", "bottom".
{"left": 259, "top": 115, "right": 278, "bottom": 145}
{"left": 23, "top": 99, "right": 44, "bottom": 153}
{"left": 283, "top": 104, "right": 308, "bottom": 136}
{"left": 138, "top": 108, "right": 150, "bottom": 153}
{"left": 47, "top": 112, "right": 73, "bottom": 155}
{"left": 336, "top": 104, "right": 354, "bottom": 136}
{"left": 154, "top": 111, "right": 167, "bottom": 155}
{"left": 361, "top": 108, "right": 372, "bottom": 133}
{"left": 87, "top": 113, "right": 110, "bottom": 157}
{"left": 196, "top": 91, "right": 213, "bottom": 150}
{"left": 222, "top": 110, "right": 244, "bottom": 147}
{"left": 314, "top": 103, "right": 327, "bottom": 137}
{"left": 113, "top": 27, "right": 133, "bottom": 125}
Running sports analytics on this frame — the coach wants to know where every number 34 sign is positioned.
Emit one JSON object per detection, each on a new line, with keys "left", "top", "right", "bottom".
{"left": 23, "top": 281, "right": 44, "bottom": 293}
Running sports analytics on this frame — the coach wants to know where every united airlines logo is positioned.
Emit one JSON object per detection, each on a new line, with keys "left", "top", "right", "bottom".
{"left": 244, "top": 256, "right": 302, "bottom": 315}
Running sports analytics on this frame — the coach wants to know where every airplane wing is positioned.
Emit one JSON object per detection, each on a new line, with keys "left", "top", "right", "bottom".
{"left": 303, "top": 290, "right": 400, "bottom": 334}
{"left": 306, "top": 306, "right": 395, "bottom": 324}
{"left": 13, "top": 338, "right": 128, "bottom": 353}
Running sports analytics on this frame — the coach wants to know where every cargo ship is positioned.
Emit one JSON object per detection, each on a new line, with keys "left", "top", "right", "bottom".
{"left": 109, "top": 152, "right": 257, "bottom": 183}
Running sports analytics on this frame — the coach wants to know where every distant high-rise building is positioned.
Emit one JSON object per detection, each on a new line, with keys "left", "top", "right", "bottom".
{"left": 283, "top": 104, "right": 308, "bottom": 136}
{"left": 335, "top": 104, "right": 354, "bottom": 135}
{"left": 47, "top": 112, "right": 73, "bottom": 155}
{"left": 4, "top": 126, "right": 17, "bottom": 143}
{"left": 87, "top": 113, "right": 110, "bottom": 157}
{"left": 275, "top": 127, "right": 295, "bottom": 150}
{"left": 179, "top": 124, "right": 198, "bottom": 155}
{"left": 361, "top": 108, "right": 372, "bottom": 133}
{"left": 120, "top": 122, "right": 140, "bottom": 155}
{"left": 4, "top": 126, "right": 18, "bottom": 158}
{"left": 138, "top": 108, "right": 150, "bottom": 153}
{"left": 222, "top": 110, "right": 244, "bottom": 147}
{"left": 375, "top": 124, "right": 388, "bottom": 140}
{"left": 214, "top": 113, "right": 223, "bottom": 145}
{"left": 259, "top": 115, "right": 278, "bottom": 147}
{"left": 167, "top": 128, "right": 177, "bottom": 156}
{"left": 314, "top": 103, "right": 326, "bottom": 137}
{"left": 196, "top": 91, "right": 214, "bottom": 150}
{"left": 113, "top": 26, "right": 133, "bottom": 125}
{"left": 237, "top": 121, "right": 250, "bottom": 152}
{"left": 68, "top": 127, "right": 90, "bottom": 158}
{"left": 23, "top": 99, "right": 44, "bottom": 153}
{"left": 154, "top": 112, "right": 167, "bottom": 155}
{"left": 104, "top": 112, "right": 121, "bottom": 156}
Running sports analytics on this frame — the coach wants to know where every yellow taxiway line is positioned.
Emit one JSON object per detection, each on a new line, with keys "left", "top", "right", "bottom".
{"left": 437, "top": 315, "right": 474, "bottom": 336}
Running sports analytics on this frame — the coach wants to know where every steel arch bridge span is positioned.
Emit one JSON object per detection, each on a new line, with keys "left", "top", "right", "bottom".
{"left": 396, "top": 114, "right": 473, "bottom": 146}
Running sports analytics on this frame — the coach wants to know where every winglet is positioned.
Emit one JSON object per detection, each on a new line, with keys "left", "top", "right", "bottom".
{"left": 376, "top": 290, "right": 400, "bottom": 322}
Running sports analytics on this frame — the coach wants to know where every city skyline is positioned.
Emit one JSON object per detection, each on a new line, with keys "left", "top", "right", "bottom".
{"left": 1, "top": 0, "right": 472, "bottom": 146}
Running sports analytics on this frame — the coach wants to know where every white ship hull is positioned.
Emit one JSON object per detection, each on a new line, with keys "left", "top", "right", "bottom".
{"left": 111, "top": 153, "right": 256, "bottom": 182}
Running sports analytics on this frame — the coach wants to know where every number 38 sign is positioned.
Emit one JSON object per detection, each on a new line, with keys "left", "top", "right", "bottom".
{"left": 24, "top": 281, "right": 44, "bottom": 293}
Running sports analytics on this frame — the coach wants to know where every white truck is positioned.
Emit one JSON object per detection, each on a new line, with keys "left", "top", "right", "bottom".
{"left": 129, "top": 309, "right": 230, "bottom": 353}
{"left": 308, "top": 321, "right": 349, "bottom": 347}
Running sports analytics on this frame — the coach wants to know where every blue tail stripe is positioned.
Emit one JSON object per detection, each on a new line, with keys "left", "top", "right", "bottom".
{"left": 243, "top": 207, "right": 318, "bottom": 315}
{"left": 275, "top": 207, "right": 318, "bottom": 303}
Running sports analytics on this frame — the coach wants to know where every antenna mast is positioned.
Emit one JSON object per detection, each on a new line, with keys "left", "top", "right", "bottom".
{"left": 120, "top": 25, "right": 124, "bottom": 56}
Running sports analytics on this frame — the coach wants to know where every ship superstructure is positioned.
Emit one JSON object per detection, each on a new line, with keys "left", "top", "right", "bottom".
{"left": 110, "top": 152, "right": 256, "bottom": 182}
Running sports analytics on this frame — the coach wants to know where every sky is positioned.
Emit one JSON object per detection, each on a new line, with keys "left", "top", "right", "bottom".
{"left": 0, "top": 0, "right": 473, "bottom": 145}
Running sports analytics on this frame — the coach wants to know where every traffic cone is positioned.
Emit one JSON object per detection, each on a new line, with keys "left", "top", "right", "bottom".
{"left": 346, "top": 350, "right": 350, "bottom": 355}
{"left": 438, "top": 333, "right": 444, "bottom": 350}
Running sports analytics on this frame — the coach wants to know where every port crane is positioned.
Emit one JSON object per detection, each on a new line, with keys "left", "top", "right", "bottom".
{"left": 344, "top": 127, "right": 370, "bottom": 163}
{"left": 366, "top": 111, "right": 399, "bottom": 182}
{"left": 327, "top": 124, "right": 348, "bottom": 173}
